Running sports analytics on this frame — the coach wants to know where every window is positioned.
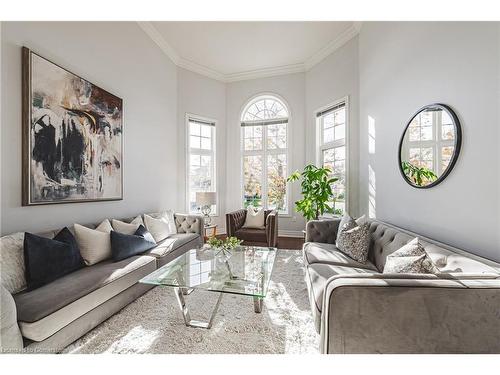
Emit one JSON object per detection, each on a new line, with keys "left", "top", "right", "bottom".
{"left": 241, "top": 95, "right": 288, "bottom": 214}
{"left": 403, "top": 109, "right": 455, "bottom": 175}
{"left": 187, "top": 116, "right": 216, "bottom": 214}
{"left": 317, "top": 100, "right": 347, "bottom": 215}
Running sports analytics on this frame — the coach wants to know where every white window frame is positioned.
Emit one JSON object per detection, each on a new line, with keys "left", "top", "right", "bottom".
{"left": 240, "top": 94, "right": 291, "bottom": 216}
{"left": 185, "top": 113, "right": 218, "bottom": 216}
{"left": 315, "top": 96, "right": 349, "bottom": 216}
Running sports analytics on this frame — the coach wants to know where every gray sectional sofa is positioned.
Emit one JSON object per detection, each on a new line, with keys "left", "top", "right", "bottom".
{"left": 0, "top": 213, "right": 203, "bottom": 353}
{"left": 304, "top": 218, "right": 500, "bottom": 354}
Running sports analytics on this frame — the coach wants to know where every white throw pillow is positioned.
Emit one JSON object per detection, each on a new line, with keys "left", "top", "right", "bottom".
{"left": 112, "top": 216, "right": 144, "bottom": 235}
{"left": 0, "top": 232, "right": 27, "bottom": 294}
{"left": 144, "top": 212, "right": 176, "bottom": 242}
{"left": 383, "top": 238, "right": 439, "bottom": 274}
{"left": 74, "top": 220, "right": 113, "bottom": 266}
{"left": 243, "top": 206, "right": 265, "bottom": 228}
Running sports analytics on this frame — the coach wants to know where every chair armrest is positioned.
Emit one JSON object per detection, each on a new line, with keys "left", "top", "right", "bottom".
{"left": 174, "top": 213, "right": 203, "bottom": 236}
{"left": 226, "top": 209, "right": 246, "bottom": 237}
{"left": 265, "top": 210, "right": 278, "bottom": 247}
{"left": 305, "top": 218, "right": 341, "bottom": 244}
{"left": 1, "top": 284, "right": 23, "bottom": 352}
{"left": 320, "top": 275, "right": 500, "bottom": 353}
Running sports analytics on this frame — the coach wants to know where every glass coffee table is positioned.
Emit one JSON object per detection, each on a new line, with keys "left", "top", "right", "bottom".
{"left": 139, "top": 245, "right": 277, "bottom": 329}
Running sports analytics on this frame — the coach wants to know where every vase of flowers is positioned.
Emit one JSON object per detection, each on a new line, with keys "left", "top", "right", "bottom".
{"left": 206, "top": 236, "right": 242, "bottom": 259}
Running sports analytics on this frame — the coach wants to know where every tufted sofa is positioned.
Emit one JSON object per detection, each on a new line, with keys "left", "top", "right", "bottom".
{"left": 304, "top": 218, "right": 500, "bottom": 354}
{"left": 0, "top": 212, "right": 203, "bottom": 353}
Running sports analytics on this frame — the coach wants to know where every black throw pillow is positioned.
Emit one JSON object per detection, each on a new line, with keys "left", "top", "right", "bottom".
{"left": 111, "top": 225, "right": 157, "bottom": 262}
{"left": 24, "top": 228, "right": 85, "bottom": 290}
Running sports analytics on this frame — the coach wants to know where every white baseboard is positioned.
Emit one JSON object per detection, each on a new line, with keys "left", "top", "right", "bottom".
{"left": 278, "top": 230, "right": 304, "bottom": 238}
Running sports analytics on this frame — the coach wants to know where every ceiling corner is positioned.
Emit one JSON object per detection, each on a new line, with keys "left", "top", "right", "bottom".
{"left": 304, "top": 24, "right": 360, "bottom": 71}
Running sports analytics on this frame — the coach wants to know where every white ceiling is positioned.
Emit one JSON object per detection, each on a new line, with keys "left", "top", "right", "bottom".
{"left": 140, "top": 22, "right": 360, "bottom": 82}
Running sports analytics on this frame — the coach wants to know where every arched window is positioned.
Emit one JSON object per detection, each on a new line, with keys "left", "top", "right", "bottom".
{"left": 241, "top": 95, "right": 289, "bottom": 214}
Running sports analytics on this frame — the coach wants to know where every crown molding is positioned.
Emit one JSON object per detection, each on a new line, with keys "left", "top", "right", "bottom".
{"left": 225, "top": 63, "right": 305, "bottom": 82}
{"left": 138, "top": 21, "right": 360, "bottom": 83}
{"left": 304, "top": 24, "right": 359, "bottom": 70}
{"left": 137, "top": 21, "right": 180, "bottom": 65}
{"left": 177, "top": 58, "right": 226, "bottom": 81}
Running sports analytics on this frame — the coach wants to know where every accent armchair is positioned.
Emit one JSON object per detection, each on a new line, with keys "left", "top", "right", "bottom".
{"left": 226, "top": 209, "right": 278, "bottom": 248}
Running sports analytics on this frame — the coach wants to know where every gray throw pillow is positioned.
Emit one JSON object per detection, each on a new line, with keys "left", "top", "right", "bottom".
{"left": 383, "top": 238, "right": 439, "bottom": 274}
{"left": 336, "top": 214, "right": 371, "bottom": 263}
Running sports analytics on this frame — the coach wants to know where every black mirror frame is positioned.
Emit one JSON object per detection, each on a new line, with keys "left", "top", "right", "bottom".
{"left": 398, "top": 103, "right": 462, "bottom": 189}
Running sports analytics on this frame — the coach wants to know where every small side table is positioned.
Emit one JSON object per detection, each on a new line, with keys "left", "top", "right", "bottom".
{"left": 203, "top": 224, "right": 218, "bottom": 242}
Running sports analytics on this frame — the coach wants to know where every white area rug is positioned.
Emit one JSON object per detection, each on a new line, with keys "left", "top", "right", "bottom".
{"left": 62, "top": 250, "right": 319, "bottom": 354}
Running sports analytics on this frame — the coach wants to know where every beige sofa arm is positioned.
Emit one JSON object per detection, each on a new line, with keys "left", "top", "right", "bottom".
{"left": 174, "top": 213, "right": 204, "bottom": 236}
{"left": 321, "top": 276, "right": 500, "bottom": 354}
{"left": 1, "top": 284, "right": 23, "bottom": 352}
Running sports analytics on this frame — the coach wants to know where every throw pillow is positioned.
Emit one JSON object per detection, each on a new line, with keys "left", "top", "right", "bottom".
{"left": 110, "top": 225, "right": 157, "bottom": 262}
{"left": 0, "top": 232, "right": 27, "bottom": 294}
{"left": 23, "top": 228, "right": 85, "bottom": 290}
{"left": 144, "top": 212, "right": 175, "bottom": 242}
{"left": 243, "top": 206, "right": 265, "bottom": 228}
{"left": 383, "top": 238, "right": 439, "bottom": 274}
{"left": 112, "top": 216, "right": 144, "bottom": 235}
{"left": 74, "top": 219, "right": 113, "bottom": 265}
{"left": 336, "top": 213, "right": 357, "bottom": 244}
{"left": 336, "top": 223, "right": 371, "bottom": 263}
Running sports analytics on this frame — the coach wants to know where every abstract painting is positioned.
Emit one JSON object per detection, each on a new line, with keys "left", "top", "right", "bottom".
{"left": 22, "top": 47, "right": 123, "bottom": 205}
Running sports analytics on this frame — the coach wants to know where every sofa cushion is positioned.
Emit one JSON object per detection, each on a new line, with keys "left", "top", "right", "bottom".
{"left": 234, "top": 228, "right": 267, "bottom": 243}
{"left": 383, "top": 238, "right": 439, "bottom": 274}
{"left": 13, "top": 255, "right": 156, "bottom": 342}
{"left": 74, "top": 220, "right": 113, "bottom": 265}
{"left": 111, "top": 216, "right": 144, "bottom": 235}
{"left": 307, "top": 264, "right": 377, "bottom": 312}
{"left": 24, "top": 229, "right": 84, "bottom": 290}
{"left": 303, "top": 242, "right": 378, "bottom": 271}
{"left": 146, "top": 233, "right": 199, "bottom": 258}
{"left": 110, "top": 226, "right": 157, "bottom": 262}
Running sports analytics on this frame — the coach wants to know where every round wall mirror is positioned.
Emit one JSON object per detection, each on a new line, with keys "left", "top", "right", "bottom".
{"left": 399, "top": 103, "right": 462, "bottom": 188}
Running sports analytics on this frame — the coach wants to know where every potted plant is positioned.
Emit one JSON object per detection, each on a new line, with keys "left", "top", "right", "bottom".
{"left": 287, "top": 164, "right": 339, "bottom": 221}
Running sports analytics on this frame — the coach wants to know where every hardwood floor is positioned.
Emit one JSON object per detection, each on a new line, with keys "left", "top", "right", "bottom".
{"left": 214, "top": 234, "right": 304, "bottom": 250}
{"left": 277, "top": 236, "right": 304, "bottom": 250}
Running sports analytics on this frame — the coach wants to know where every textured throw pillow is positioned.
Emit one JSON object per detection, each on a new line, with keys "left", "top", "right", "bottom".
{"left": 74, "top": 220, "right": 113, "bottom": 265}
{"left": 23, "top": 228, "right": 85, "bottom": 290}
{"left": 0, "top": 232, "right": 27, "bottom": 294}
{"left": 383, "top": 238, "right": 439, "bottom": 274}
{"left": 337, "top": 223, "right": 371, "bottom": 263}
{"left": 112, "top": 216, "right": 144, "bottom": 235}
{"left": 336, "top": 214, "right": 357, "bottom": 244}
{"left": 110, "top": 225, "right": 157, "bottom": 262}
{"left": 144, "top": 212, "right": 175, "bottom": 242}
{"left": 243, "top": 206, "right": 265, "bottom": 228}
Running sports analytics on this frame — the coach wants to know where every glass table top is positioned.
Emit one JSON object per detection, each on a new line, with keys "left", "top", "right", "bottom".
{"left": 139, "top": 245, "right": 277, "bottom": 298}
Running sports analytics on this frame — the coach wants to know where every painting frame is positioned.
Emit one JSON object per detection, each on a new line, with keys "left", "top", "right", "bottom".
{"left": 22, "top": 47, "right": 124, "bottom": 206}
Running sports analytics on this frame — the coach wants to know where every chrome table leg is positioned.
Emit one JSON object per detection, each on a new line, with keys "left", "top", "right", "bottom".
{"left": 174, "top": 288, "right": 223, "bottom": 329}
{"left": 253, "top": 296, "right": 263, "bottom": 313}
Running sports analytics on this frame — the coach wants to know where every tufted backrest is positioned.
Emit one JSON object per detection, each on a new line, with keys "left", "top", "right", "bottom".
{"left": 174, "top": 214, "right": 203, "bottom": 234}
{"left": 368, "top": 220, "right": 500, "bottom": 277}
{"left": 305, "top": 219, "right": 341, "bottom": 244}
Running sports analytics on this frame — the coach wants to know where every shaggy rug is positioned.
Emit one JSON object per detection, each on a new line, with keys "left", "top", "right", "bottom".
{"left": 62, "top": 250, "right": 319, "bottom": 354}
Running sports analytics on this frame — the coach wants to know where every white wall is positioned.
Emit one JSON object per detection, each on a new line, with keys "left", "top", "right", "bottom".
{"left": 358, "top": 22, "right": 500, "bottom": 261}
{"left": 177, "top": 68, "right": 227, "bottom": 231}
{"left": 225, "top": 73, "right": 307, "bottom": 234}
{"left": 1, "top": 22, "right": 178, "bottom": 235}
{"left": 305, "top": 36, "right": 360, "bottom": 216}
